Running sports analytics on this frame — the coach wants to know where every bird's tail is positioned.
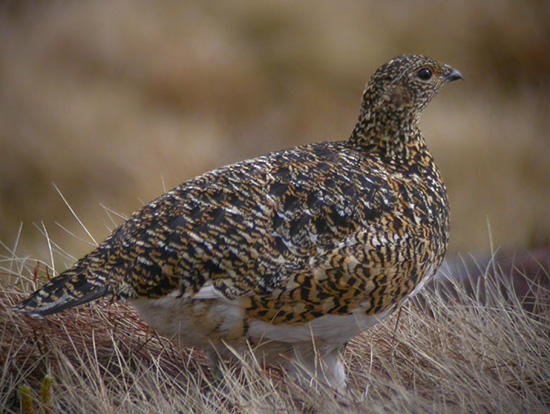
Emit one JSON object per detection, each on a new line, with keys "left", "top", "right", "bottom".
{"left": 12, "top": 262, "right": 110, "bottom": 317}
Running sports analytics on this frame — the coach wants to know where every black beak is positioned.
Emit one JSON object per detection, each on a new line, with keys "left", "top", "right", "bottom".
{"left": 446, "top": 68, "right": 463, "bottom": 82}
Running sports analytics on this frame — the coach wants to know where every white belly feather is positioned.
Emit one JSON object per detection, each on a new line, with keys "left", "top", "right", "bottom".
{"left": 131, "top": 282, "right": 393, "bottom": 350}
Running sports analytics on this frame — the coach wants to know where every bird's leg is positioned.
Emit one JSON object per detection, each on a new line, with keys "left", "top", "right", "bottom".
{"left": 207, "top": 348, "right": 224, "bottom": 381}
{"left": 289, "top": 344, "right": 347, "bottom": 391}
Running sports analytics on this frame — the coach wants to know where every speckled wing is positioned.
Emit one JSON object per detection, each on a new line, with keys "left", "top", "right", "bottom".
{"left": 103, "top": 140, "right": 427, "bottom": 323}
{"left": 108, "top": 140, "right": 385, "bottom": 302}
{"left": 15, "top": 139, "right": 435, "bottom": 322}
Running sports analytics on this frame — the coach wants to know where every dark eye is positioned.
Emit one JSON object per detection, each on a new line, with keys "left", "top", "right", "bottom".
{"left": 417, "top": 68, "right": 432, "bottom": 80}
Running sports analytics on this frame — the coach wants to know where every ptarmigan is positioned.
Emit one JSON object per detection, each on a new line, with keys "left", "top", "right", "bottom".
{"left": 13, "top": 54, "right": 462, "bottom": 389}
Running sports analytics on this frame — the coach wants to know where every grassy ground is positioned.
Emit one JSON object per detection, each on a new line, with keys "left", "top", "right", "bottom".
{"left": 1, "top": 0, "right": 549, "bottom": 259}
{"left": 1, "top": 235, "right": 549, "bottom": 413}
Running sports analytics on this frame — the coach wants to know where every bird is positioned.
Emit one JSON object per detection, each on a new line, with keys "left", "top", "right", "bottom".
{"left": 13, "top": 54, "right": 462, "bottom": 389}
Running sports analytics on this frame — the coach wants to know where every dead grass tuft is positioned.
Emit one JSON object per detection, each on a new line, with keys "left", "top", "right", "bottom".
{"left": 1, "top": 0, "right": 549, "bottom": 256}
{"left": 1, "top": 240, "right": 549, "bottom": 413}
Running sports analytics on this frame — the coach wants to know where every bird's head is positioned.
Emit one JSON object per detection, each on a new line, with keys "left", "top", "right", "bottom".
{"left": 362, "top": 54, "right": 463, "bottom": 122}
{"left": 350, "top": 54, "right": 462, "bottom": 156}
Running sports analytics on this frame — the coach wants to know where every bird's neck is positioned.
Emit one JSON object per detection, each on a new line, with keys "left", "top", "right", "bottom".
{"left": 348, "top": 107, "right": 428, "bottom": 160}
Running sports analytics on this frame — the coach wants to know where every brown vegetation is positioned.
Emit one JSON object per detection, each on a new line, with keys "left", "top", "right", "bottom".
{"left": 1, "top": 244, "right": 549, "bottom": 413}
{"left": 1, "top": 0, "right": 549, "bottom": 260}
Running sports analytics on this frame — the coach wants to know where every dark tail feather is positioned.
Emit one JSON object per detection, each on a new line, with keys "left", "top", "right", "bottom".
{"left": 12, "top": 270, "right": 110, "bottom": 317}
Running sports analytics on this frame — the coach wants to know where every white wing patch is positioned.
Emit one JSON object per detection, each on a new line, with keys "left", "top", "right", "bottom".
{"left": 192, "top": 282, "right": 225, "bottom": 300}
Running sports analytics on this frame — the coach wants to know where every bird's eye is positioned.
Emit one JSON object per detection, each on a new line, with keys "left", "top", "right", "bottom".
{"left": 417, "top": 68, "right": 432, "bottom": 80}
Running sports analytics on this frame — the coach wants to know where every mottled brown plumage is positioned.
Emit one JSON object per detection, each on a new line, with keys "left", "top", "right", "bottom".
{"left": 13, "top": 54, "right": 462, "bottom": 388}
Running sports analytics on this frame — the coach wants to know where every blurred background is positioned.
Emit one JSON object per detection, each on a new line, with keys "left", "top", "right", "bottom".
{"left": 0, "top": 0, "right": 549, "bottom": 265}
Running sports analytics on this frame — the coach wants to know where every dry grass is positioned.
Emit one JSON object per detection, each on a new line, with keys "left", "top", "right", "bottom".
{"left": 1, "top": 232, "right": 549, "bottom": 413}
{"left": 1, "top": 0, "right": 549, "bottom": 258}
